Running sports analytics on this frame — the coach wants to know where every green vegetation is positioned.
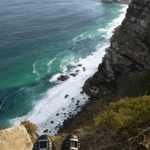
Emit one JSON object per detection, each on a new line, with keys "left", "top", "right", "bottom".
{"left": 93, "top": 95, "right": 150, "bottom": 149}
{"left": 21, "top": 120, "right": 38, "bottom": 143}
{"left": 94, "top": 95, "right": 150, "bottom": 131}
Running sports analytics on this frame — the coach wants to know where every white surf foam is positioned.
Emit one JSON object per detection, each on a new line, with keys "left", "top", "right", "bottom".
{"left": 95, "top": 3, "right": 101, "bottom": 5}
{"left": 47, "top": 52, "right": 62, "bottom": 73}
{"left": 101, "top": 4, "right": 128, "bottom": 40}
{"left": 97, "top": 28, "right": 108, "bottom": 32}
{"left": 72, "top": 32, "right": 91, "bottom": 45}
{"left": 33, "top": 61, "right": 40, "bottom": 80}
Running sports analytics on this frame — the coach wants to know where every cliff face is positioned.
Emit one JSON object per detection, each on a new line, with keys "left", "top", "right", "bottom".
{"left": 0, "top": 125, "right": 33, "bottom": 150}
{"left": 102, "top": 0, "right": 131, "bottom": 4}
{"left": 83, "top": 0, "right": 150, "bottom": 98}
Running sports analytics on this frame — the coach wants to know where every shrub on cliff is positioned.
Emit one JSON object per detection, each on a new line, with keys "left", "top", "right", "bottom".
{"left": 21, "top": 120, "right": 38, "bottom": 143}
{"left": 0, "top": 125, "right": 3, "bottom": 130}
{"left": 94, "top": 95, "right": 150, "bottom": 132}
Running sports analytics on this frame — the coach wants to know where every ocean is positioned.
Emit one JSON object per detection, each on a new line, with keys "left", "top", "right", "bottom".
{"left": 0, "top": 0, "right": 128, "bottom": 136}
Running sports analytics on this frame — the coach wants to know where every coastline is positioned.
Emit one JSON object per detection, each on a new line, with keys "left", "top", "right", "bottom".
{"left": 58, "top": 0, "right": 150, "bottom": 138}
{"left": 9, "top": 3, "right": 129, "bottom": 136}
{"left": 1, "top": 0, "right": 150, "bottom": 149}
{"left": 57, "top": 3, "right": 129, "bottom": 135}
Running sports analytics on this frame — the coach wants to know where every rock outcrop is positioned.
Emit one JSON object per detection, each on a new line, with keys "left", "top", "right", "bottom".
{"left": 0, "top": 125, "right": 33, "bottom": 150}
{"left": 83, "top": 0, "right": 150, "bottom": 98}
{"left": 102, "top": 0, "right": 131, "bottom": 4}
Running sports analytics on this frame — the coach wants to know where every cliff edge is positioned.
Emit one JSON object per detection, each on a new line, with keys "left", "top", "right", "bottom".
{"left": 83, "top": 0, "right": 150, "bottom": 98}
{"left": 0, "top": 125, "right": 33, "bottom": 150}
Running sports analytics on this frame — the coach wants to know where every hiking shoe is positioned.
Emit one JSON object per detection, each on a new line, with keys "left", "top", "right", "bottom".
{"left": 32, "top": 134, "right": 53, "bottom": 150}
{"left": 61, "top": 133, "right": 80, "bottom": 150}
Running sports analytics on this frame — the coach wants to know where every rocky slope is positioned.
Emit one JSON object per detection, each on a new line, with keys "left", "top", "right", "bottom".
{"left": 83, "top": 0, "right": 150, "bottom": 99}
{"left": 102, "top": 0, "right": 131, "bottom": 4}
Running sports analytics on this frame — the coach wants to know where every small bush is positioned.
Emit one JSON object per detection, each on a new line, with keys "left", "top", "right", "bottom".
{"left": 94, "top": 95, "right": 150, "bottom": 131}
{"left": 0, "top": 125, "right": 3, "bottom": 130}
{"left": 21, "top": 119, "right": 38, "bottom": 141}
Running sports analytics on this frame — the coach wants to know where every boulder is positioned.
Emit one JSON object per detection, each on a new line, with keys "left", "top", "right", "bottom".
{"left": 50, "top": 121, "right": 54, "bottom": 124}
{"left": 64, "top": 95, "right": 69, "bottom": 98}
{"left": 56, "top": 113, "right": 59, "bottom": 116}
{"left": 0, "top": 125, "right": 33, "bottom": 150}
{"left": 70, "top": 73, "right": 78, "bottom": 77}
{"left": 57, "top": 75, "right": 69, "bottom": 81}
{"left": 43, "top": 129, "right": 48, "bottom": 133}
{"left": 80, "top": 91, "right": 84, "bottom": 94}
{"left": 77, "top": 64, "right": 82, "bottom": 66}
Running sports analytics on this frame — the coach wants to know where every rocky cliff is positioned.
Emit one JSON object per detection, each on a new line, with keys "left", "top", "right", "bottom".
{"left": 102, "top": 0, "right": 131, "bottom": 4}
{"left": 0, "top": 125, "right": 33, "bottom": 150}
{"left": 83, "top": 0, "right": 150, "bottom": 98}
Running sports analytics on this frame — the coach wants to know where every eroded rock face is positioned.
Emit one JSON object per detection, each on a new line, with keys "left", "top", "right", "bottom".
{"left": 83, "top": 0, "right": 150, "bottom": 98}
{"left": 0, "top": 125, "right": 33, "bottom": 150}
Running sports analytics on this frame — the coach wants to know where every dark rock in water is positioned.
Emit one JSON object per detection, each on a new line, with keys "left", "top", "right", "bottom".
{"left": 76, "top": 70, "right": 80, "bottom": 73}
{"left": 70, "top": 73, "right": 78, "bottom": 77}
{"left": 49, "top": 131, "right": 51, "bottom": 133}
{"left": 62, "top": 108, "right": 66, "bottom": 111}
{"left": 51, "top": 121, "right": 54, "bottom": 124}
{"left": 75, "top": 103, "right": 79, "bottom": 106}
{"left": 77, "top": 100, "right": 80, "bottom": 103}
{"left": 77, "top": 64, "right": 82, "bottom": 66}
{"left": 76, "top": 106, "right": 80, "bottom": 109}
{"left": 69, "top": 112, "right": 72, "bottom": 117}
{"left": 69, "top": 112, "right": 72, "bottom": 115}
{"left": 36, "top": 133, "right": 39, "bottom": 137}
{"left": 80, "top": 91, "right": 84, "bottom": 94}
{"left": 83, "top": 98, "right": 86, "bottom": 99}
{"left": 83, "top": 67, "right": 86, "bottom": 71}
{"left": 57, "top": 75, "right": 69, "bottom": 81}
{"left": 43, "top": 129, "right": 48, "bottom": 132}
{"left": 64, "top": 113, "right": 66, "bottom": 115}
{"left": 65, "top": 95, "right": 69, "bottom": 98}
{"left": 72, "top": 98, "right": 74, "bottom": 100}
{"left": 56, "top": 113, "right": 59, "bottom": 116}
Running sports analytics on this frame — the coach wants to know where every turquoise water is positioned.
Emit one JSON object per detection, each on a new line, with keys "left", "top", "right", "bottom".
{"left": 0, "top": 0, "right": 127, "bottom": 134}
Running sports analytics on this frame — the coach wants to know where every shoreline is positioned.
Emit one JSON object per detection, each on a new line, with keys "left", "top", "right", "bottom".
{"left": 8, "top": 2, "right": 128, "bottom": 136}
